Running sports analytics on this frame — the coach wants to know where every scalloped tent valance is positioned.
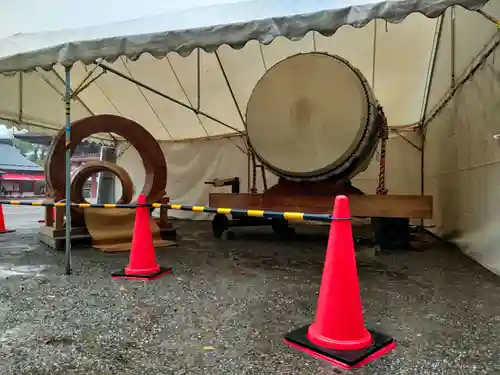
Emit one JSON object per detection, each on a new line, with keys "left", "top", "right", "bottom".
{"left": 0, "top": 0, "right": 496, "bottom": 142}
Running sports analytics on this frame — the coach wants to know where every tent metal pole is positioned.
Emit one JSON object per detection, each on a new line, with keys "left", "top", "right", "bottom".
{"left": 18, "top": 72, "right": 23, "bottom": 122}
{"left": 64, "top": 66, "right": 72, "bottom": 276}
{"left": 214, "top": 51, "right": 250, "bottom": 154}
{"left": 418, "top": 14, "right": 444, "bottom": 229}
{"left": 420, "top": 16, "right": 444, "bottom": 131}
{"left": 72, "top": 60, "right": 105, "bottom": 97}
{"left": 476, "top": 9, "right": 500, "bottom": 26}
{"left": 371, "top": 19, "right": 377, "bottom": 90}
{"left": 450, "top": 6, "right": 456, "bottom": 89}
{"left": 215, "top": 51, "right": 245, "bottom": 126}
{"left": 392, "top": 130, "right": 421, "bottom": 151}
{"left": 51, "top": 68, "right": 94, "bottom": 116}
{"left": 422, "top": 36, "right": 500, "bottom": 133}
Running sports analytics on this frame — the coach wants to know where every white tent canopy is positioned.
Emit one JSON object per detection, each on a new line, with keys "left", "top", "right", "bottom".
{"left": 0, "top": 0, "right": 494, "bottom": 142}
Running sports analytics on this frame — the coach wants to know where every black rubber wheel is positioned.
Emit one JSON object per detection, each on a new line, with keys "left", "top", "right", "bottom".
{"left": 271, "top": 218, "right": 289, "bottom": 234}
{"left": 212, "top": 214, "right": 229, "bottom": 238}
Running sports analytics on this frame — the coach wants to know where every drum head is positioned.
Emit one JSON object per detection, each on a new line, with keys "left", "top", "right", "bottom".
{"left": 246, "top": 53, "right": 376, "bottom": 181}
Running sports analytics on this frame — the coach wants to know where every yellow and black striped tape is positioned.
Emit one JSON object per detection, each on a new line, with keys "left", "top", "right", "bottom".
{"left": 0, "top": 200, "right": 341, "bottom": 222}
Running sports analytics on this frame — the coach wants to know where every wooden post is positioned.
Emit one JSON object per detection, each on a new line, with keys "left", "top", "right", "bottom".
{"left": 55, "top": 205, "right": 64, "bottom": 231}
{"left": 46, "top": 204, "right": 54, "bottom": 227}
{"left": 159, "top": 196, "right": 172, "bottom": 230}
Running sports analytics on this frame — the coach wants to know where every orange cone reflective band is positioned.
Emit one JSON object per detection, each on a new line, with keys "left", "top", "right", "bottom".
{"left": 111, "top": 193, "right": 172, "bottom": 281}
{"left": 0, "top": 204, "right": 15, "bottom": 234}
{"left": 284, "top": 195, "right": 396, "bottom": 369}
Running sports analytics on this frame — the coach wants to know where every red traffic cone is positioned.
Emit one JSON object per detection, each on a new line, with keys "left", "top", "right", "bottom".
{"left": 0, "top": 204, "right": 15, "bottom": 234}
{"left": 284, "top": 195, "right": 396, "bottom": 369}
{"left": 111, "top": 194, "right": 172, "bottom": 281}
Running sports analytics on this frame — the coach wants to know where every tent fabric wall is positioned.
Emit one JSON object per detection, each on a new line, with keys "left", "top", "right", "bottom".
{"left": 424, "top": 44, "right": 500, "bottom": 274}
{"left": 116, "top": 133, "right": 421, "bottom": 220}
{"left": 423, "top": 1, "right": 500, "bottom": 274}
{"left": 116, "top": 137, "right": 277, "bottom": 220}
{"left": 425, "top": 3, "right": 499, "bottom": 119}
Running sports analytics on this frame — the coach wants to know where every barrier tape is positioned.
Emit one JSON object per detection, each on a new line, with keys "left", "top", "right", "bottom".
{"left": 0, "top": 200, "right": 342, "bottom": 222}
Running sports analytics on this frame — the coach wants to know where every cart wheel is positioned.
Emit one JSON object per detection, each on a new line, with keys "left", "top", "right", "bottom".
{"left": 212, "top": 214, "right": 229, "bottom": 238}
{"left": 272, "top": 218, "right": 295, "bottom": 238}
{"left": 271, "top": 218, "right": 288, "bottom": 234}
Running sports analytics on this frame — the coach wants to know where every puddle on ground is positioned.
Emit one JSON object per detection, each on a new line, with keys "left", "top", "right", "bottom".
{"left": 0, "top": 244, "right": 37, "bottom": 250}
{"left": 0, "top": 264, "right": 47, "bottom": 279}
{"left": 0, "top": 323, "right": 38, "bottom": 343}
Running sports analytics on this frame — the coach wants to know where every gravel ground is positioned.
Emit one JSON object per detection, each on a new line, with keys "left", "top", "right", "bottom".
{"left": 1, "top": 206, "right": 500, "bottom": 374}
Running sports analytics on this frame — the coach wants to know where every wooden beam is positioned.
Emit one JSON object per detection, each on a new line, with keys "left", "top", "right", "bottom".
{"left": 209, "top": 193, "right": 433, "bottom": 219}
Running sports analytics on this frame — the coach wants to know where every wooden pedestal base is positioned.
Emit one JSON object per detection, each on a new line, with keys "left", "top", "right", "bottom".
{"left": 208, "top": 179, "right": 433, "bottom": 248}
{"left": 38, "top": 225, "right": 93, "bottom": 250}
{"left": 38, "top": 197, "right": 176, "bottom": 251}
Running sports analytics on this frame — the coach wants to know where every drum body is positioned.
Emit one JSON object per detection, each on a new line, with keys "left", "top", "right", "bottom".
{"left": 245, "top": 53, "right": 380, "bottom": 182}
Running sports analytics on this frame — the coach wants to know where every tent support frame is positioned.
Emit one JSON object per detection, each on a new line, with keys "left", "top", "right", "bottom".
{"left": 417, "top": 12, "right": 445, "bottom": 228}
{"left": 51, "top": 67, "right": 118, "bottom": 143}
{"left": 196, "top": 49, "right": 201, "bottom": 111}
{"left": 476, "top": 9, "right": 500, "bottom": 25}
{"left": 451, "top": 6, "right": 457, "bottom": 89}
{"left": 72, "top": 71, "right": 106, "bottom": 99}
{"left": 214, "top": 51, "right": 246, "bottom": 130}
{"left": 64, "top": 66, "right": 72, "bottom": 276}
{"left": 71, "top": 59, "right": 106, "bottom": 98}
{"left": 422, "top": 33, "right": 500, "bottom": 134}
{"left": 98, "top": 62, "right": 244, "bottom": 135}
{"left": 165, "top": 54, "right": 209, "bottom": 136}
{"left": 119, "top": 57, "right": 174, "bottom": 140}
{"left": 51, "top": 68, "right": 95, "bottom": 117}
{"left": 18, "top": 72, "right": 23, "bottom": 122}
{"left": 392, "top": 130, "right": 421, "bottom": 151}
{"left": 214, "top": 50, "right": 253, "bottom": 188}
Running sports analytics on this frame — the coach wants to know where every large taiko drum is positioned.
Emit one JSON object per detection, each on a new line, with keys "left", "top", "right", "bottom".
{"left": 245, "top": 52, "right": 380, "bottom": 182}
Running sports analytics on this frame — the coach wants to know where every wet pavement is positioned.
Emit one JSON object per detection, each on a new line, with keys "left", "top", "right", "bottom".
{"left": 1, "top": 206, "right": 500, "bottom": 374}
{"left": 1, "top": 203, "right": 44, "bottom": 231}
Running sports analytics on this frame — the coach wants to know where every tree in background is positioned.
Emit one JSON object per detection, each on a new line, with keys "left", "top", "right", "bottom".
{"left": 12, "top": 138, "right": 47, "bottom": 167}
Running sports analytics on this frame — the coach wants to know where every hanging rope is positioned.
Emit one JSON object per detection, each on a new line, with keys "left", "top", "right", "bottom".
{"left": 260, "top": 165, "right": 268, "bottom": 192}
{"left": 250, "top": 150, "right": 258, "bottom": 194}
{"left": 376, "top": 105, "right": 389, "bottom": 196}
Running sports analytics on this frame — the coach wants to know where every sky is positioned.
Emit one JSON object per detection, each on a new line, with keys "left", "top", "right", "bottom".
{"left": 0, "top": 0, "right": 243, "bottom": 37}
{"left": 0, "top": 0, "right": 385, "bottom": 37}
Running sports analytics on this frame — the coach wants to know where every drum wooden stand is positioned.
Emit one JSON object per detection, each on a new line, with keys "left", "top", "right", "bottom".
{"left": 38, "top": 197, "right": 176, "bottom": 251}
{"left": 39, "top": 115, "right": 178, "bottom": 250}
{"left": 38, "top": 204, "right": 94, "bottom": 250}
{"left": 209, "top": 178, "right": 433, "bottom": 243}
{"left": 208, "top": 52, "right": 433, "bottom": 247}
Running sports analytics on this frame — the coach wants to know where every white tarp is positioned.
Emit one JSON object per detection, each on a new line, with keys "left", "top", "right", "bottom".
{"left": 425, "top": 40, "right": 500, "bottom": 275}
{"left": 117, "top": 132, "right": 423, "bottom": 219}
{"left": 0, "top": 0, "right": 491, "bottom": 142}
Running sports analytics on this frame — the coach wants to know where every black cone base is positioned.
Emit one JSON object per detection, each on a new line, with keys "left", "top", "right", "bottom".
{"left": 111, "top": 266, "right": 172, "bottom": 281}
{"left": 284, "top": 325, "right": 396, "bottom": 369}
{"left": 0, "top": 229, "right": 15, "bottom": 234}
